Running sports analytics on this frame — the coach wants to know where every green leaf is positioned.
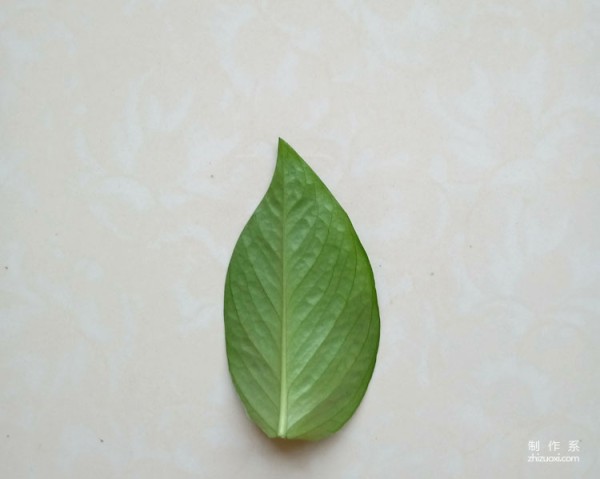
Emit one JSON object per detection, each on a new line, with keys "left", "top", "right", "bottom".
{"left": 224, "top": 138, "right": 380, "bottom": 440}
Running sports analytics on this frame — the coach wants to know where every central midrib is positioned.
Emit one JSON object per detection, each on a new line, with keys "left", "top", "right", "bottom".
{"left": 277, "top": 159, "right": 288, "bottom": 437}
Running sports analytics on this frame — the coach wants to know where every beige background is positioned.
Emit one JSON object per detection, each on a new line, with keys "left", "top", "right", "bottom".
{"left": 1, "top": 1, "right": 599, "bottom": 478}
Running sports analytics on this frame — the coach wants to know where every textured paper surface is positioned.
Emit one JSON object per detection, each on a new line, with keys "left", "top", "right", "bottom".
{"left": 1, "top": 1, "right": 599, "bottom": 478}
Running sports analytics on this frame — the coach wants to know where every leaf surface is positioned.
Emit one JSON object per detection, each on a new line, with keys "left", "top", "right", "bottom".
{"left": 224, "top": 139, "right": 380, "bottom": 440}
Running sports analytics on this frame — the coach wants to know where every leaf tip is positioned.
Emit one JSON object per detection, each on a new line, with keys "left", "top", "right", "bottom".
{"left": 277, "top": 137, "right": 301, "bottom": 168}
{"left": 276, "top": 138, "right": 294, "bottom": 170}
{"left": 277, "top": 137, "right": 290, "bottom": 151}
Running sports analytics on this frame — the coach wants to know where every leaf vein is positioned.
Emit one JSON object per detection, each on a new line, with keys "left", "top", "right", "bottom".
{"left": 287, "top": 236, "right": 360, "bottom": 389}
{"left": 288, "top": 290, "right": 376, "bottom": 435}
{"left": 227, "top": 277, "right": 278, "bottom": 378}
